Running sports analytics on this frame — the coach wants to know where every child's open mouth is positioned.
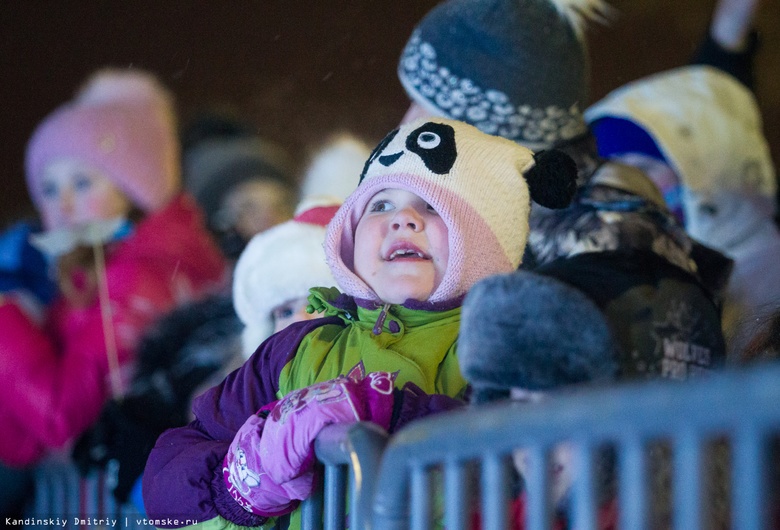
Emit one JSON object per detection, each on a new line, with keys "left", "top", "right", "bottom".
{"left": 384, "top": 243, "right": 430, "bottom": 261}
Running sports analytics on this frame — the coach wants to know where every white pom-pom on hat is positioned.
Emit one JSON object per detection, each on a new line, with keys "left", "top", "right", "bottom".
{"left": 75, "top": 68, "right": 175, "bottom": 110}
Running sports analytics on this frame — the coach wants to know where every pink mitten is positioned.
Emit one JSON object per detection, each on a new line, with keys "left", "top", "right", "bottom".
{"left": 223, "top": 404, "right": 314, "bottom": 517}
{"left": 259, "top": 362, "right": 396, "bottom": 486}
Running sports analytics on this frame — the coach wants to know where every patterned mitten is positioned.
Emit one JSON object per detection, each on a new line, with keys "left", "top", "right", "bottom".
{"left": 259, "top": 363, "right": 396, "bottom": 487}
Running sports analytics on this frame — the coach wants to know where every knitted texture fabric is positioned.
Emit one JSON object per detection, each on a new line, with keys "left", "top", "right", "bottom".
{"left": 26, "top": 68, "right": 181, "bottom": 212}
{"left": 232, "top": 200, "right": 341, "bottom": 356}
{"left": 585, "top": 65, "right": 776, "bottom": 198}
{"left": 325, "top": 117, "right": 539, "bottom": 304}
{"left": 397, "top": 0, "right": 609, "bottom": 149}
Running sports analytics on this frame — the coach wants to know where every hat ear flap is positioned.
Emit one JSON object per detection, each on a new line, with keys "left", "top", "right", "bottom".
{"left": 523, "top": 149, "right": 578, "bottom": 209}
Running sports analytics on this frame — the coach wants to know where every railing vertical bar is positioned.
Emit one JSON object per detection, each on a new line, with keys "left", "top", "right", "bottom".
{"left": 301, "top": 471, "right": 324, "bottom": 530}
{"left": 481, "top": 453, "right": 510, "bottom": 530}
{"left": 733, "top": 424, "right": 767, "bottom": 530}
{"left": 572, "top": 440, "right": 596, "bottom": 530}
{"left": 619, "top": 436, "right": 647, "bottom": 530}
{"left": 444, "top": 460, "right": 468, "bottom": 530}
{"left": 411, "top": 466, "right": 432, "bottom": 530}
{"left": 673, "top": 430, "right": 702, "bottom": 530}
{"left": 323, "top": 464, "right": 346, "bottom": 530}
{"left": 525, "top": 444, "right": 549, "bottom": 530}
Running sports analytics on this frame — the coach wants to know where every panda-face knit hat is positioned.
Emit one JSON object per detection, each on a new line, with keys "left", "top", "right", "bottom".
{"left": 398, "top": 0, "right": 612, "bottom": 150}
{"left": 26, "top": 68, "right": 181, "bottom": 213}
{"left": 324, "top": 117, "right": 577, "bottom": 305}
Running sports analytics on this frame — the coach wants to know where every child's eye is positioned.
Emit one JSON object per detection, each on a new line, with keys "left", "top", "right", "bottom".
{"left": 41, "top": 181, "right": 58, "bottom": 198}
{"left": 699, "top": 203, "right": 718, "bottom": 216}
{"left": 426, "top": 203, "right": 438, "bottom": 214}
{"left": 369, "top": 200, "right": 393, "bottom": 213}
{"left": 74, "top": 174, "right": 93, "bottom": 191}
{"left": 273, "top": 306, "right": 295, "bottom": 320}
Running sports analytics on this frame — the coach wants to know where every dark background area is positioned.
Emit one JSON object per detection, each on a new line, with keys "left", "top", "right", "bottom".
{"left": 2, "top": 0, "right": 778, "bottom": 227}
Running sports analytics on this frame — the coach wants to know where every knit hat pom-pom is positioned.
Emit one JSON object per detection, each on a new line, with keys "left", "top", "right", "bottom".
{"left": 524, "top": 149, "right": 578, "bottom": 209}
{"left": 75, "top": 68, "right": 174, "bottom": 110}
{"left": 548, "top": 0, "right": 616, "bottom": 36}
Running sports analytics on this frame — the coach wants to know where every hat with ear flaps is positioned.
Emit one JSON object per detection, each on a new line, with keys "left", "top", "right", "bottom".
{"left": 459, "top": 269, "right": 617, "bottom": 404}
{"left": 324, "top": 117, "right": 577, "bottom": 305}
{"left": 398, "top": 0, "right": 613, "bottom": 150}
{"left": 26, "top": 68, "right": 181, "bottom": 213}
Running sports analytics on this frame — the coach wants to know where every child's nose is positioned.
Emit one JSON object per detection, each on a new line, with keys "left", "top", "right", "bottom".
{"left": 58, "top": 189, "right": 75, "bottom": 217}
{"left": 391, "top": 207, "right": 424, "bottom": 232}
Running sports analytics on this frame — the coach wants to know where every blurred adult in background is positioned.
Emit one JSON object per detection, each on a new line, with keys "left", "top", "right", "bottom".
{"left": 182, "top": 111, "right": 298, "bottom": 261}
{"left": 394, "top": 0, "right": 731, "bottom": 382}
{"left": 234, "top": 133, "right": 370, "bottom": 357}
{"left": 587, "top": 0, "right": 778, "bottom": 358}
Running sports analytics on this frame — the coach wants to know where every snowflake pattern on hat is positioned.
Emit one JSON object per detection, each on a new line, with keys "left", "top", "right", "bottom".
{"left": 399, "top": 31, "right": 587, "bottom": 148}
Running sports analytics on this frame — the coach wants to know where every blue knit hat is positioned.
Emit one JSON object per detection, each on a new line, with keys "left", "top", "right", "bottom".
{"left": 398, "top": 0, "right": 612, "bottom": 150}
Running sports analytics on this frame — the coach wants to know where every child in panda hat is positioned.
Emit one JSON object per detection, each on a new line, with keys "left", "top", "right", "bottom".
{"left": 143, "top": 117, "right": 577, "bottom": 529}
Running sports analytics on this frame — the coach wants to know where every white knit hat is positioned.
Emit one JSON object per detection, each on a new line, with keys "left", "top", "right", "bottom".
{"left": 232, "top": 198, "right": 341, "bottom": 357}
{"left": 585, "top": 65, "right": 776, "bottom": 198}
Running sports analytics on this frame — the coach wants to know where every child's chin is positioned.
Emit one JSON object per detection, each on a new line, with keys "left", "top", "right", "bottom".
{"left": 380, "top": 284, "right": 434, "bottom": 305}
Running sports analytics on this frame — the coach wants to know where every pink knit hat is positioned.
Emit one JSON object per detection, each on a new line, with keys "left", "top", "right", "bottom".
{"left": 25, "top": 68, "right": 181, "bottom": 213}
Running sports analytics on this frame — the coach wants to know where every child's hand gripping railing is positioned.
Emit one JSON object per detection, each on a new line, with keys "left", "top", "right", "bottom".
{"left": 301, "top": 421, "right": 389, "bottom": 530}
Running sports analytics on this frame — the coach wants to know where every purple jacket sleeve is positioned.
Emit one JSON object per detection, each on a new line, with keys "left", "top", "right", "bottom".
{"left": 142, "top": 317, "right": 343, "bottom": 527}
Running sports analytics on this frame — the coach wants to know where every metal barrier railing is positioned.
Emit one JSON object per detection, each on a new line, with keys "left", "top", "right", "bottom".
{"left": 300, "top": 421, "right": 389, "bottom": 530}
{"left": 24, "top": 455, "right": 146, "bottom": 529}
{"left": 22, "top": 363, "right": 780, "bottom": 529}
{"left": 371, "top": 363, "right": 780, "bottom": 530}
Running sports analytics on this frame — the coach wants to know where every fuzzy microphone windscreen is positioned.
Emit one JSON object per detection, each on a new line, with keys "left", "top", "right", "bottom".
{"left": 459, "top": 270, "right": 617, "bottom": 404}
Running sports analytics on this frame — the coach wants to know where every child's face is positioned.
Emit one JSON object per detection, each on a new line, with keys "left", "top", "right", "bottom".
{"left": 353, "top": 188, "right": 448, "bottom": 304}
{"left": 272, "top": 296, "right": 319, "bottom": 334}
{"left": 38, "top": 158, "right": 132, "bottom": 230}
{"left": 219, "top": 179, "right": 293, "bottom": 241}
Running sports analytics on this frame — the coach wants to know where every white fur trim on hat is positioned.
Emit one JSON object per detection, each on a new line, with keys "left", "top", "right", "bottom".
{"left": 232, "top": 218, "right": 337, "bottom": 357}
{"left": 585, "top": 65, "right": 776, "bottom": 198}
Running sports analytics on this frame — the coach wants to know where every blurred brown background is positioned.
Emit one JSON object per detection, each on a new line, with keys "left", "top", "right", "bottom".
{"left": 2, "top": 0, "right": 778, "bottom": 227}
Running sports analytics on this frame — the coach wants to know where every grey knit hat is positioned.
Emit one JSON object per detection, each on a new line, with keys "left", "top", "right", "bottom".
{"left": 398, "top": 0, "right": 611, "bottom": 150}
